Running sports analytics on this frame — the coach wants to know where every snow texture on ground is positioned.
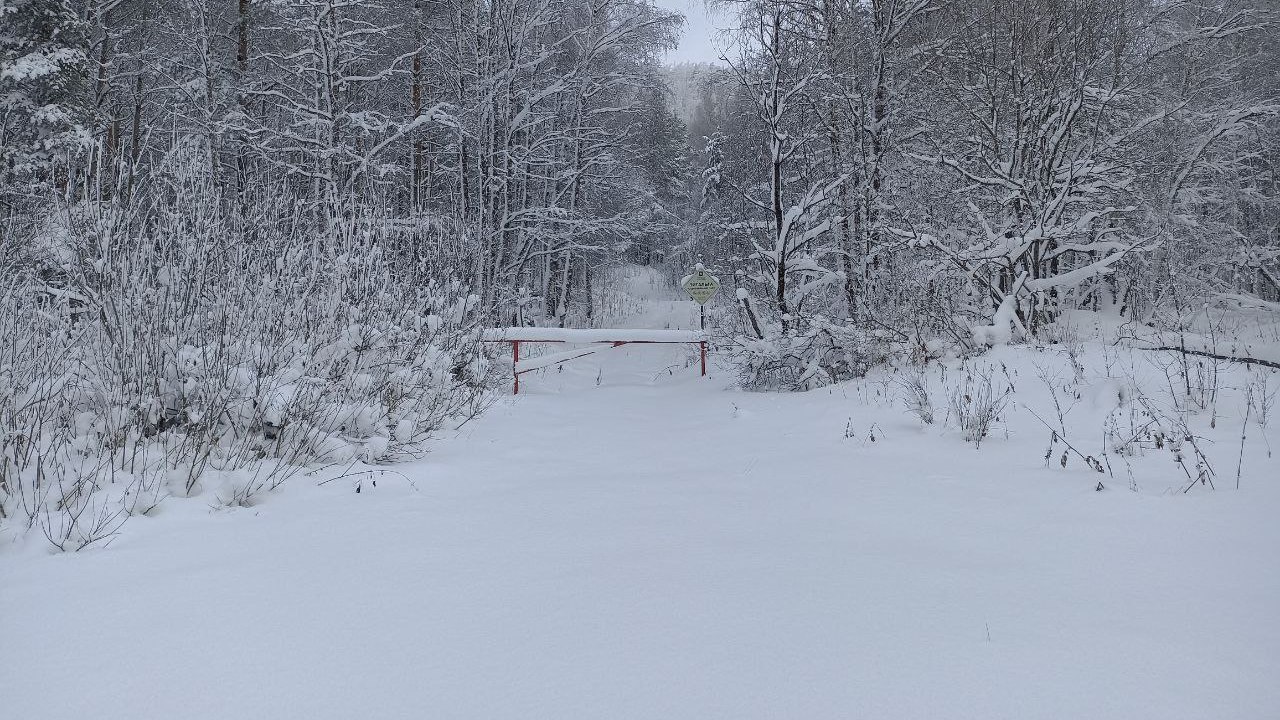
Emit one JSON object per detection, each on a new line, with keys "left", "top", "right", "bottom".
{"left": 3, "top": 266, "right": 1278, "bottom": 719}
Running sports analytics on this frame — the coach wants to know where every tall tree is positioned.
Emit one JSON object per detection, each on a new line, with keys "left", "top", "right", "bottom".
{"left": 0, "top": 0, "right": 90, "bottom": 198}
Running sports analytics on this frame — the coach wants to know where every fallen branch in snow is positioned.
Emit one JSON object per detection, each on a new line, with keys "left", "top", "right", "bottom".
{"left": 1136, "top": 346, "right": 1280, "bottom": 370}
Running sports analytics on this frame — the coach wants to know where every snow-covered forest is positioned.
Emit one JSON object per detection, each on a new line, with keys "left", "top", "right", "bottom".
{"left": 3, "top": 0, "right": 1280, "bottom": 717}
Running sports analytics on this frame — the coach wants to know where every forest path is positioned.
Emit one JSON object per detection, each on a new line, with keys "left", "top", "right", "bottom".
{"left": 4, "top": 266, "right": 1278, "bottom": 720}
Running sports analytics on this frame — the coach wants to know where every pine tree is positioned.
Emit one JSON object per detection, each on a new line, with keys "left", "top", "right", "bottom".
{"left": 0, "top": 0, "right": 90, "bottom": 193}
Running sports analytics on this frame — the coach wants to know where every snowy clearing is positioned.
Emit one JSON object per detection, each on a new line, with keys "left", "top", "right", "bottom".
{"left": 3, "top": 270, "right": 1279, "bottom": 720}
{"left": 6, "top": 0, "right": 1279, "bottom": 715}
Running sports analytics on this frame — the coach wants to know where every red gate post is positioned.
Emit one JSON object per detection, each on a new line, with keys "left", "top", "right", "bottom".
{"left": 504, "top": 340, "right": 514, "bottom": 392}
{"left": 700, "top": 340, "right": 707, "bottom": 376}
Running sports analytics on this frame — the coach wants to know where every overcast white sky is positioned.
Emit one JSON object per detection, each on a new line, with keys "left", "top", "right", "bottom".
{"left": 654, "top": 0, "right": 730, "bottom": 65}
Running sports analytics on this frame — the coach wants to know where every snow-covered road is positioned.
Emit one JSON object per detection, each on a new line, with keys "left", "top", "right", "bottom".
{"left": 4, "top": 267, "right": 1278, "bottom": 719}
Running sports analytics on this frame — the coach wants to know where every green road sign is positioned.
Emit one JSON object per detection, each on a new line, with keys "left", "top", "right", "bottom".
{"left": 681, "top": 268, "right": 720, "bottom": 305}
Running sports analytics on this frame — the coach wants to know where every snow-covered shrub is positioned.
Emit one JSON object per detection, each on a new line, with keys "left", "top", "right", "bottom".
{"left": 946, "top": 363, "right": 1013, "bottom": 448}
{"left": 731, "top": 312, "right": 885, "bottom": 391}
{"left": 1126, "top": 388, "right": 1218, "bottom": 493}
{"left": 0, "top": 178, "right": 495, "bottom": 549}
{"left": 895, "top": 368, "right": 935, "bottom": 425}
{"left": 715, "top": 241, "right": 961, "bottom": 392}
{"left": 1246, "top": 370, "right": 1277, "bottom": 430}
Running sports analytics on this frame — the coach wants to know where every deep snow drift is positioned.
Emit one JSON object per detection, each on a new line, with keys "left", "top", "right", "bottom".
{"left": 3, "top": 267, "right": 1278, "bottom": 719}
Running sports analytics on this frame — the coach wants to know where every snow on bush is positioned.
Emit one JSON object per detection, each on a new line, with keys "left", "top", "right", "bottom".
{"left": 945, "top": 363, "right": 1014, "bottom": 448}
{"left": 895, "top": 368, "right": 935, "bottom": 425}
{"left": 731, "top": 310, "right": 887, "bottom": 392}
{"left": 0, "top": 197, "right": 494, "bottom": 551}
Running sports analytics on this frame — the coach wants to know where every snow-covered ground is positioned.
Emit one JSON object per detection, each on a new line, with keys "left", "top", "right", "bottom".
{"left": 3, "top": 266, "right": 1278, "bottom": 719}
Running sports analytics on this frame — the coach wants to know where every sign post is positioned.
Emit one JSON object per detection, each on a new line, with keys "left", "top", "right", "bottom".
{"left": 681, "top": 263, "right": 720, "bottom": 331}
